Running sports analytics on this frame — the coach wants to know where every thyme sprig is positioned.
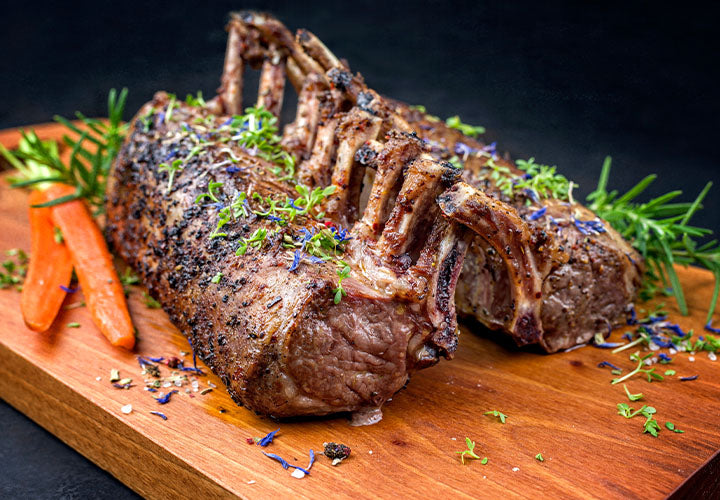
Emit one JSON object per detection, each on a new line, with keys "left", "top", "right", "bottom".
{"left": 611, "top": 351, "right": 664, "bottom": 385}
{"left": 1, "top": 89, "right": 129, "bottom": 211}
{"left": 486, "top": 157, "right": 571, "bottom": 202}
{"left": 587, "top": 157, "right": 719, "bottom": 320}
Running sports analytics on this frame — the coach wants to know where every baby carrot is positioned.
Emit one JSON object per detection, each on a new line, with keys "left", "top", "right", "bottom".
{"left": 20, "top": 188, "right": 74, "bottom": 332}
{"left": 46, "top": 184, "right": 135, "bottom": 349}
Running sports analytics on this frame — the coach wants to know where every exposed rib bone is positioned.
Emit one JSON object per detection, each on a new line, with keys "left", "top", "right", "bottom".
{"left": 324, "top": 107, "right": 383, "bottom": 224}
{"left": 285, "top": 58, "right": 305, "bottom": 92}
{"left": 297, "top": 29, "right": 344, "bottom": 71}
{"left": 256, "top": 46, "right": 286, "bottom": 117}
{"left": 280, "top": 74, "right": 326, "bottom": 161}
{"left": 238, "top": 11, "right": 326, "bottom": 79}
{"left": 297, "top": 117, "right": 339, "bottom": 187}
{"left": 377, "top": 157, "right": 459, "bottom": 259}
{"left": 437, "top": 182, "right": 544, "bottom": 345}
{"left": 217, "top": 18, "right": 246, "bottom": 115}
{"left": 355, "top": 134, "right": 423, "bottom": 240}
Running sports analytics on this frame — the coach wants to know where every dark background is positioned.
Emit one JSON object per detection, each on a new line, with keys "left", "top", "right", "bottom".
{"left": 1, "top": 1, "right": 718, "bottom": 497}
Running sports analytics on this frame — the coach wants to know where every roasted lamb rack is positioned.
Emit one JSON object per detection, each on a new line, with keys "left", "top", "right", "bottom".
{"left": 106, "top": 95, "right": 469, "bottom": 420}
{"left": 217, "top": 11, "right": 643, "bottom": 352}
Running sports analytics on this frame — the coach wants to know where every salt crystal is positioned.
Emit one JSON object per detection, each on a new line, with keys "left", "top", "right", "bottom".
{"left": 690, "top": 351, "right": 696, "bottom": 356}
{"left": 669, "top": 348, "right": 677, "bottom": 355}
{"left": 451, "top": 437, "right": 457, "bottom": 441}
{"left": 247, "top": 480, "right": 256, "bottom": 485}
{"left": 649, "top": 343, "right": 660, "bottom": 351}
{"left": 96, "top": 376, "right": 102, "bottom": 381}
{"left": 174, "top": 379, "right": 182, "bottom": 387}
{"left": 709, "top": 352, "right": 717, "bottom": 361}
{"left": 208, "top": 381, "right": 217, "bottom": 388}
{"left": 121, "top": 404, "right": 133, "bottom": 414}
{"left": 368, "top": 450, "right": 373, "bottom": 454}
{"left": 643, "top": 359, "right": 653, "bottom": 366}
{"left": 512, "top": 467, "right": 520, "bottom": 472}
{"left": 163, "top": 382, "right": 172, "bottom": 388}
{"left": 192, "top": 380, "right": 200, "bottom": 392}
{"left": 689, "top": 356, "right": 695, "bottom": 362}
{"left": 291, "top": 469, "right": 306, "bottom": 479}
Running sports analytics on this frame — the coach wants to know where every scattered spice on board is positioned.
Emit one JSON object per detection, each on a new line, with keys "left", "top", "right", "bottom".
{"left": 323, "top": 442, "right": 351, "bottom": 465}
{"left": 256, "top": 429, "right": 280, "bottom": 447}
{"left": 150, "top": 411, "right": 168, "bottom": 420}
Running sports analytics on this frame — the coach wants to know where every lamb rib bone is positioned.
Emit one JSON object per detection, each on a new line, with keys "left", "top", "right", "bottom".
{"left": 221, "top": 11, "right": 644, "bottom": 352}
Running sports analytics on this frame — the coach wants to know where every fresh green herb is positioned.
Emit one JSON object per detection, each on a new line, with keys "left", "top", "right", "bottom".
{"left": 293, "top": 184, "right": 336, "bottom": 218}
{"left": 456, "top": 437, "right": 482, "bottom": 464}
{"left": 0, "top": 249, "right": 28, "bottom": 290}
{"left": 664, "top": 369, "right": 676, "bottom": 376}
{"left": 448, "top": 155, "right": 463, "bottom": 170}
{"left": 617, "top": 403, "right": 661, "bottom": 436}
{"left": 185, "top": 91, "right": 206, "bottom": 107}
{"left": 165, "top": 93, "right": 177, "bottom": 123}
{"left": 587, "top": 157, "right": 719, "bottom": 320}
{"left": 623, "top": 384, "right": 644, "bottom": 401}
{"left": 195, "top": 181, "right": 224, "bottom": 204}
{"left": 66, "top": 322, "right": 81, "bottom": 328}
{"left": 514, "top": 158, "right": 571, "bottom": 201}
{"left": 53, "top": 227, "right": 64, "bottom": 244}
{"left": 535, "top": 453, "right": 544, "bottom": 462}
{"left": 484, "top": 157, "right": 570, "bottom": 202}
{"left": 611, "top": 351, "right": 663, "bottom": 385}
{"left": 611, "top": 329, "right": 651, "bottom": 354}
{"left": 142, "top": 291, "right": 162, "bottom": 309}
{"left": 158, "top": 158, "right": 184, "bottom": 193}
{"left": 333, "top": 265, "right": 351, "bottom": 304}
{"left": 643, "top": 417, "right": 661, "bottom": 437}
{"left": 236, "top": 228, "right": 268, "bottom": 256}
{"left": 232, "top": 106, "right": 296, "bottom": 179}
{"left": 1, "top": 88, "right": 129, "bottom": 212}
{"left": 665, "top": 422, "right": 685, "bottom": 433}
{"left": 484, "top": 410, "right": 507, "bottom": 423}
{"left": 480, "top": 457, "right": 488, "bottom": 465}
{"left": 445, "top": 115, "right": 485, "bottom": 138}
{"left": 211, "top": 272, "right": 223, "bottom": 284}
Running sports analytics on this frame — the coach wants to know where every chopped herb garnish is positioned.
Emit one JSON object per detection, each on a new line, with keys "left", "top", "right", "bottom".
{"left": 236, "top": 228, "right": 267, "bottom": 256}
{"left": 484, "top": 410, "right": 507, "bottom": 423}
{"left": 66, "top": 322, "right": 81, "bottom": 328}
{"left": 158, "top": 158, "right": 183, "bottom": 193}
{"left": 185, "top": 91, "right": 206, "bottom": 107}
{"left": 211, "top": 272, "right": 223, "bottom": 284}
{"left": 456, "top": 437, "right": 482, "bottom": 464}
{"left": 142, "top": 291, "right": 162, "bottom": 309}
{"left": 623, "top": 384, "right": 644, "bottom": 401}
{"left": 535, "top": 453, "right": 544, "bottom": 462}
{"left": 611, "top": 351, "right": 663, "bottom": 385}
{"left": 150, "top": 411, "right": 168, "bottom": 420}
{"left": 445, "top": 115, "right": 485, "bottom": 138}
{"left": 480, "top": 457, "right": 488, "bottom": 465}
{"left": 333, "top": 265, "right": 351, "bottom": 304}
{"left": 665, "top": 422, "right": 684, "bottom": 433}
{"left": 664, "top": 369, "right": 676, "bottom": 376}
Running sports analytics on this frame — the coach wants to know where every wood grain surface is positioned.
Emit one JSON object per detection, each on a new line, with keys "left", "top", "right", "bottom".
{"left": 1, "top": 124, "right": 718, "bottom": 499}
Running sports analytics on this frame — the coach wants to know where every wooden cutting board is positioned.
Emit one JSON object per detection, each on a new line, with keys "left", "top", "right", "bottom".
{"left": 0, "top": 124, "right": 718, "bottom": 499}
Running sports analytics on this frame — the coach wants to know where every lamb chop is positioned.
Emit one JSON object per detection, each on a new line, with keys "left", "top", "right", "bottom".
{"left": 106, "top": 94, "right": 469, "bottom": 420}
{"left": 220, "top": 12, "right": 643, "bottom": 352}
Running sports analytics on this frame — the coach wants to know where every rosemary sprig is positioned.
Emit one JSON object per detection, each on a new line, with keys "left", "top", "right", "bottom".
{"left": 587, "top": 157, "right": 719, "bottom": 320}
{"left": 1, "top": 88, "right": 129, "bottom": 212}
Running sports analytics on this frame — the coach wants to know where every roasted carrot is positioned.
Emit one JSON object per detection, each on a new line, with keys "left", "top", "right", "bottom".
{"left": 46, "top": 184, "right": 135, "bottom": 349}
{"left": 20, "top": 188, "right": 74, "bottom": 332}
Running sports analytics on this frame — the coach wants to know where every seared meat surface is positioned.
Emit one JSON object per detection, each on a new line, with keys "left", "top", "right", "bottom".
{"left": 221, "top": 11, "right": 643, "bottom": 352}
{"left": 393, "top": 105, "right": 643, "bottom": 351}
{"left": 106, "top": 95, "right": 468, "bottom": 418}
